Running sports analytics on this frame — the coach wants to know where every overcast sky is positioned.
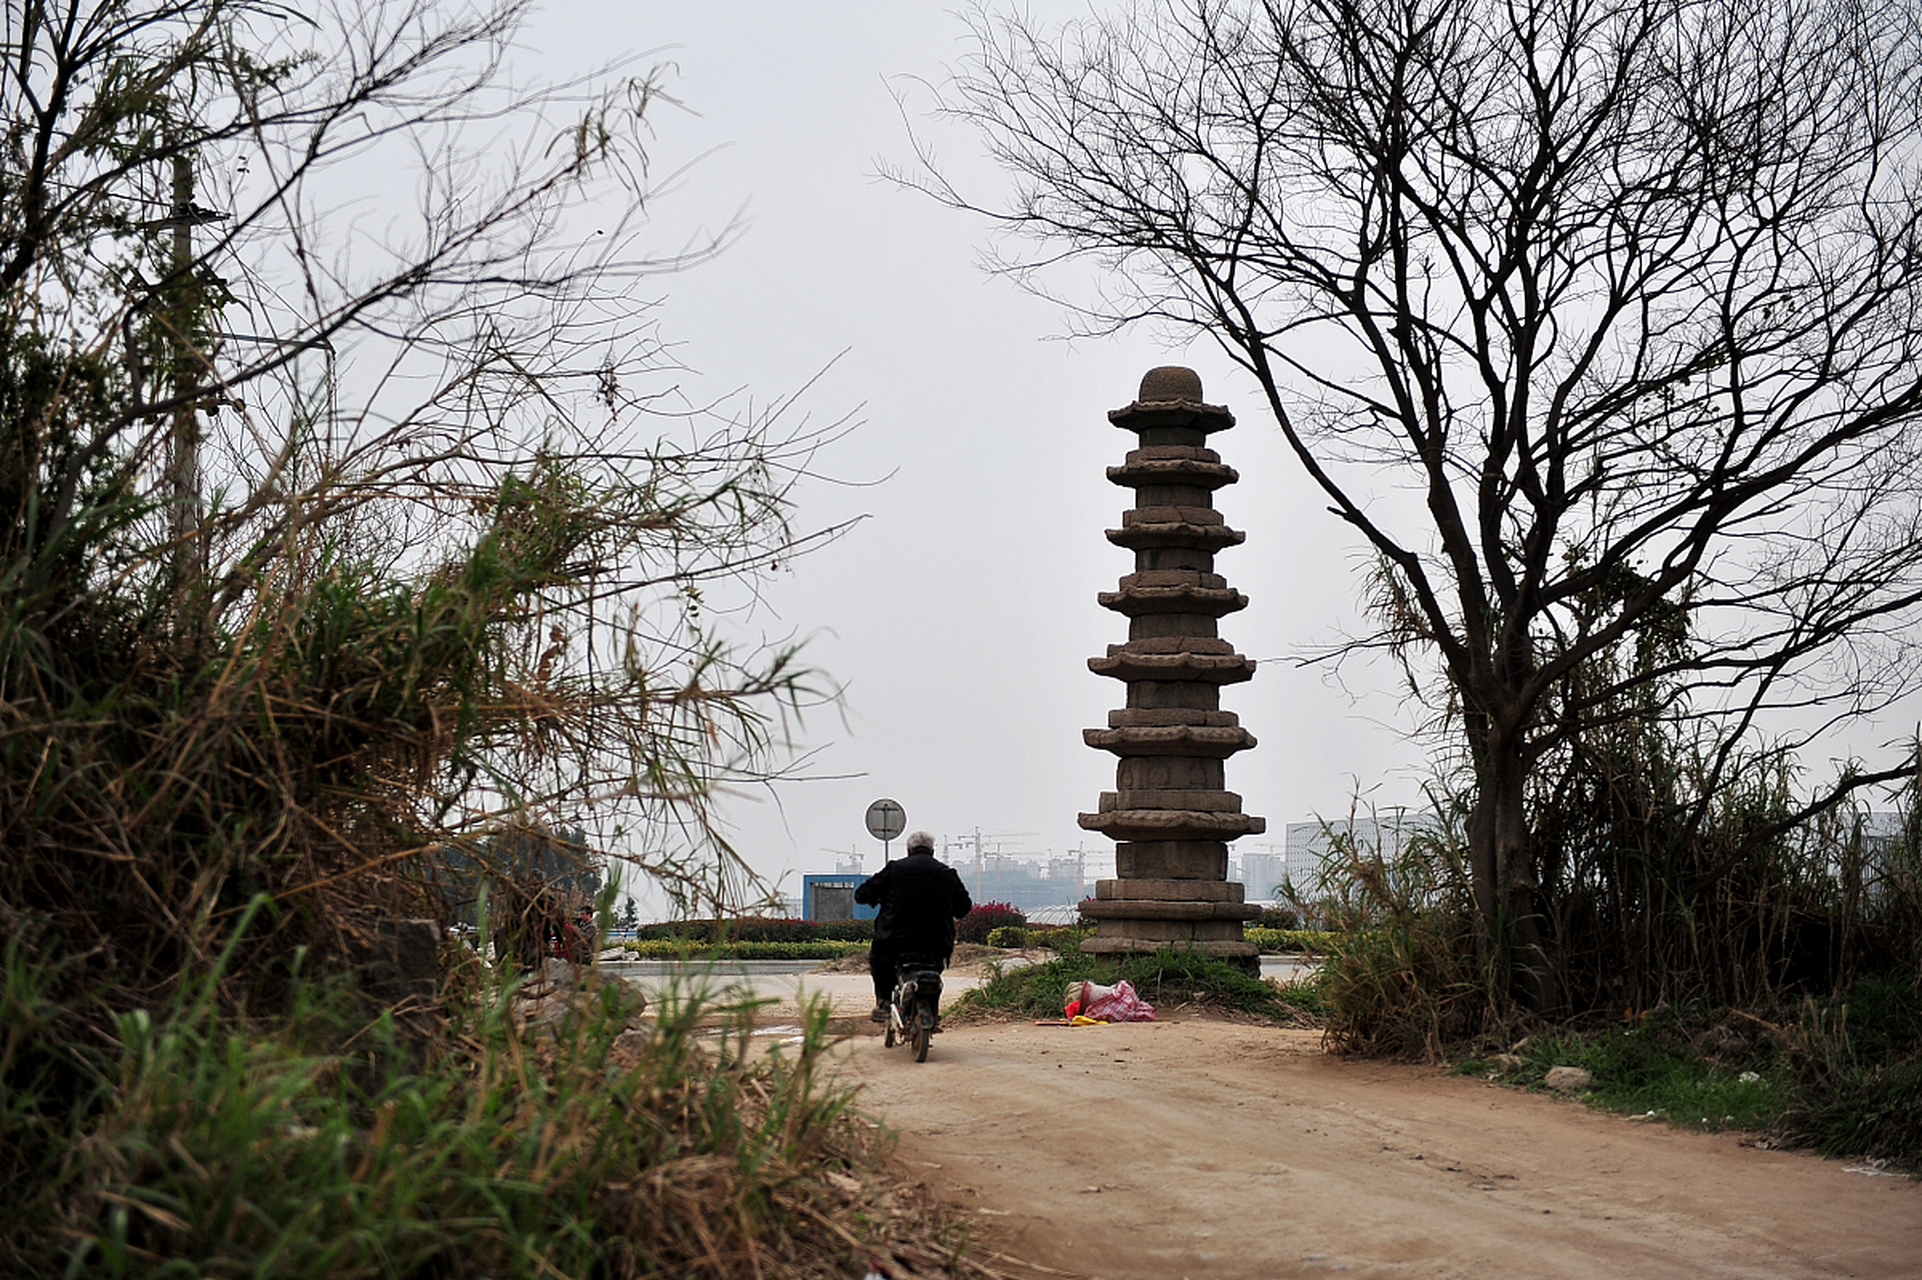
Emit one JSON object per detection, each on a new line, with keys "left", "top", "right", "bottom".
{"left": 495, "top": 1, "right": 1922, "bottom": 919}
{"left": 511, "top": 3, "right": 1448, "bottom": 915}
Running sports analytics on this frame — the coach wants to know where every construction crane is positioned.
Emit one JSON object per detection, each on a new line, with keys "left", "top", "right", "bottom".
{"left": 824, "top": 845, "right": 865, "bottom": 876}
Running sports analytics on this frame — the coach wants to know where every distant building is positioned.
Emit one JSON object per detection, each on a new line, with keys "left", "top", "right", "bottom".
{"left": 801, "top": 874, "right": 877, "bottom": 923}
{"left": 809, "top": 838, "right": 1120, "bottom": 918}
{"left": 1238, "top": 849, "right": 1288, "bottom": 900}
{"left": 820, "top": 838, "right": 1101, "bottom": 915}
{"left": 1283, "top": 810, "right": 1438, "bottom": 897}
{"left": 949, "top": 846, "right": 1091, "bottom": 913}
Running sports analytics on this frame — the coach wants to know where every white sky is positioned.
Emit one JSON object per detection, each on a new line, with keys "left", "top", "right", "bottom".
{"left": 511, "top": 4, "right": 1435, "bottom": 915}
{"left": 492, "top": 3, "right": 1922, "bottom": 920}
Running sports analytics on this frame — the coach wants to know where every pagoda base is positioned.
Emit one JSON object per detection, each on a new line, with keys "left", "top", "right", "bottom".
{"left": 1077, "top": 934, "right": 1260, "bottom": 976}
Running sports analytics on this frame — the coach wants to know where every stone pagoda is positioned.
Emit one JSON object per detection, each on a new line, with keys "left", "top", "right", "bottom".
{"left": 1078, "top": 366, "right": 1263, "bottom": 971}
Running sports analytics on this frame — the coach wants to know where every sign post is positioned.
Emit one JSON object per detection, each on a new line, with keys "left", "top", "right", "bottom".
{"left": 864, "top": 797, "right": 907, "bottom": 863}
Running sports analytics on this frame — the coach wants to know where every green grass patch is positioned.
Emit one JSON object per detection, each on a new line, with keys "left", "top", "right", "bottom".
{"left": 954, "top": 950, "right": 1307, "bottom": 1022}
{"left": 1457, "top": 1010, "right": 1788, "bottom": 1133}
{"left": 1452, "top": 978, "right": 1922, "bottom": 1172}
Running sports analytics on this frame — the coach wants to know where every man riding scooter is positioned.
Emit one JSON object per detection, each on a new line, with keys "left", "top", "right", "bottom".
{"left": 855, "top": 829, "right": 973, "bottom": 1024}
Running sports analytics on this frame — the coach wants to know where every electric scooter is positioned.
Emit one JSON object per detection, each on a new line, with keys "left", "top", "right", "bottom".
{"left": 882, "top": 955, "right": 944, "bottom": 1062}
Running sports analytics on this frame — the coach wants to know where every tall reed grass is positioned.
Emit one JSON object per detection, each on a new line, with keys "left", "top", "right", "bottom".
{"left": 1297, "top": 794, "right": 1922, "bottom": 1166}
{"left": 4, "top": 934, "right": 963, "bottom": 1279}
{"left": 0, "top": 4, "right": 902, "bottom": 1267}
{"left": 1292, "top": 802, "right": 1505, "bottom": 1059}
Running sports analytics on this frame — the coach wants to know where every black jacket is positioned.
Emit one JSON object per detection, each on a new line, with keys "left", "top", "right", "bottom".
{"left": 855, "top": 850, "right": 973, "bottom": 952}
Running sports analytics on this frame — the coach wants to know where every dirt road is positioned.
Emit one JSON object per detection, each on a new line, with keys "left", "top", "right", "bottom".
{"left": 831, "top": 1016, "right": 1921, "bottom": 1280}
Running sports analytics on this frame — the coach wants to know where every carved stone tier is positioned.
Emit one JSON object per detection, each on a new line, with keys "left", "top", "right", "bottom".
{"left": 1080, "top": 898, "right": 1263, "bottom": 922}
{"left": 1085, "top": 725, "right": 1258, "bottom": 755}
{"left": 1094, "top": 878, "right": 1244, "bottom": 900}
{"left": 1112, "top": 840, "right": 1231, "bottom": 880}
{"left": 1107, "top": 456, "right": 1240, "bottom": 490}
{"left": 1086, "top": 652, "right": 1258, "bottom": 683}
{"left": 1081, "top": 937, "right": 1261, "bottom": 960}
{"left": 1106, "top": 707, "right": 1241, "bottom": 726}
{"left": 1119, "top": 505, "right": 1238, "bottom": 528}
{"left": 1078, "top": 367, "right": 1263, "bottom": 975}
{"left": 1108, "top": 522, "right": 1247, "bottom": 553}
{"left": 1097, "top": 582, "right": 1248, "bottom": 616}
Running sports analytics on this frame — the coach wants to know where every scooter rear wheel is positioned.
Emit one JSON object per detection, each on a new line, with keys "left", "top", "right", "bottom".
{"left": 911, "top": 1006, "right": 933, "bottom": 1062}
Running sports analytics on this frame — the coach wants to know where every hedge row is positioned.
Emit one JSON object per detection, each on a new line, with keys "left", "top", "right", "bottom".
{"left": 631, "top": 918, "right": 874, "bottom": 944}
{"left": 968, "top": 924, "right": 1329, "bottom": 953}
{"left": 618, "top": 939, "right": 869, "bottom": 961}
{"left": 614, "top": 927, "right": 1336, "bottom": 958}
{"left": 615, "top": 917, "right": 1337, "bottom": 956}
{"left": 980, "top": 925, "right": 1094, "bottom": 953}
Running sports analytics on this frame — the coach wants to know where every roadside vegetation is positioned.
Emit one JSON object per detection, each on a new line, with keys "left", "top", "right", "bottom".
{"left": 4, "top": 935, "right": 976, "bottom": 1278}
{"left": 0, "top": 2, "right": 998, "bottom": 1275}
{"left": 1293, "top": 796, "right": 1922, "bottom": 1172}
{"left": 1244, "top": 928, "right": 1337, "bottom": 954}
{"left": 954, "top": 949, "right": 1319, "bottom": 1024}
{"left": 1449, "top": 983, "right": 1922, "bottom": 1169}
{"left": 619, "top": 918, "right": 873, "bottom": 961}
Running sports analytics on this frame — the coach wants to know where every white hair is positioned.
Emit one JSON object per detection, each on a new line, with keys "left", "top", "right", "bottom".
{"left": 905, "top": 830, "right": 936, "bottom": 853}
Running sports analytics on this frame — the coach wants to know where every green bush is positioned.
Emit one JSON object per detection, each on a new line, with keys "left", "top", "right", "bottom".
{"left": 984, "top": 926, "right": 1030, "bottom": 949}
{"left": 1295, "top": 813, "right": 1503, "bottom": 1060}
{"left": 812, "top": 919, "right": 877, "bottom": 943}
{"left": 1250, "top": 905, "right": 1302, "bottom": 931}
{"left": 1317, "top": 905, "right": 1498, "bottom": 1060}
{"left": 1044, "top": 925, "right": 1093, "bottom": 956}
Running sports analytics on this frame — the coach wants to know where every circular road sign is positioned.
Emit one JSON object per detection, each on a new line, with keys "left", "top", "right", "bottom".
{"left": 864, "top": 798, "right": 907, "bottom": 842}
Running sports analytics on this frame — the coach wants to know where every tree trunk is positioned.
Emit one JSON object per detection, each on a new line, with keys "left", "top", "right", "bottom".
{"left": 1467, "top": 714, "right": 1558, "bottom": 1011}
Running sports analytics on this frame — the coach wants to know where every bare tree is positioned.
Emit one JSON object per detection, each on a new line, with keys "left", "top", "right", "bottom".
{"left": 926, "top": 0, "right": 1922, "bottom": 1002}
{"left": 1, "top": 0, "right": 847, "bottom": 985}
